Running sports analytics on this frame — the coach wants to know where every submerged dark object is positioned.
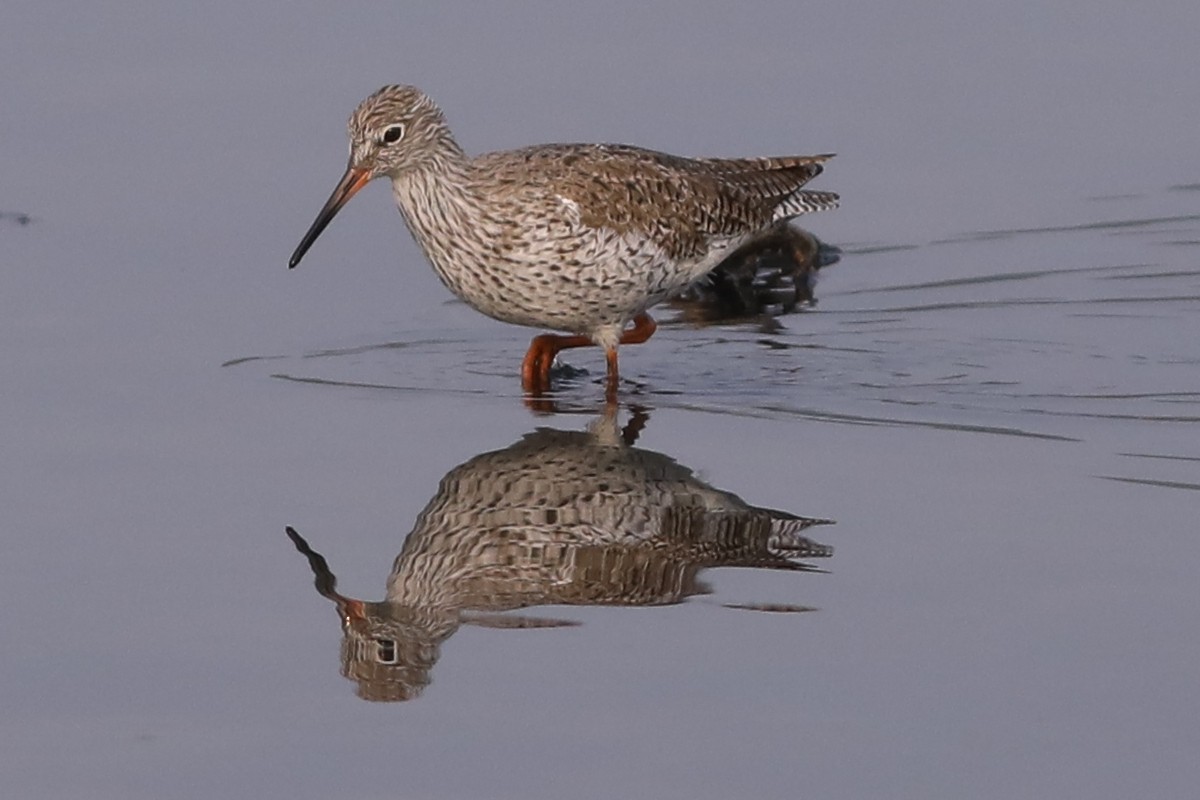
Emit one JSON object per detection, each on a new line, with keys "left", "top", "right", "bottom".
{"left": 0, "top": 211, "right": 33, "bottom": 226}
{"left": 670, "top": 223, "right": 841, "bottom": 321}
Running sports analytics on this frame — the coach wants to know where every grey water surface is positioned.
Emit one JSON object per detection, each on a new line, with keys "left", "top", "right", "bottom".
{"left": 3, "top": 3, "right": 1199, "bottom": 799}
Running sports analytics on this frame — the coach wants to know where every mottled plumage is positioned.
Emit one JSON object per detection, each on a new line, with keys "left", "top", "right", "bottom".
{"left": 287, "top": 414, "right": 833, "bottom": 701}
{"left": 290, "top": 84, "right": 838, "bottom": 395}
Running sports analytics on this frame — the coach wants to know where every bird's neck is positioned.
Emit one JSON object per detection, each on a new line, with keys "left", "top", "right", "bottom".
{"left": 388, "top": 147, "right": 483, "bottom": 293}
{"left": 389, "top": 145, "right": 476, "bottom": 230}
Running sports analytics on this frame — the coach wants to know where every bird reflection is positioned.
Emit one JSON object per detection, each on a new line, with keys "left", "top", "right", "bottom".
{"left": 286, "top": 408, "right": 833, "bottom": 702}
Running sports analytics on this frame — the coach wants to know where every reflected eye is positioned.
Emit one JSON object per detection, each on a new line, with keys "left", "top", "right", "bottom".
{"left": 374, "top": 638, "right": 398, "bottom": 664}
{"left": 381, "top": 124, "right": 404, "bottom": 145}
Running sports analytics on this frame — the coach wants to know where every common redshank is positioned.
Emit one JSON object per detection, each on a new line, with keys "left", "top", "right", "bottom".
{"left": 289, "top": 85, "right": 838, "bottom": 398}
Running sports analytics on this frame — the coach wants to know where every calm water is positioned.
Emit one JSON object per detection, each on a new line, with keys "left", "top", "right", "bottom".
{"left": 3, "top": 3, "right": 1199, "bottom": 799}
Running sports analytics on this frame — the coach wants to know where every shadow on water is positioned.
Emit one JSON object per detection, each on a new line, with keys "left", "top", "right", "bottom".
{"left": 285, "top": 406, "right": 834, "bottom": 702}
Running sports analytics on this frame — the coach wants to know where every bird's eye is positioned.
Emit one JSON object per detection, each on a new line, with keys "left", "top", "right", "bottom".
{"left": 381, "top": 124, "right": 404, "bottom": 145}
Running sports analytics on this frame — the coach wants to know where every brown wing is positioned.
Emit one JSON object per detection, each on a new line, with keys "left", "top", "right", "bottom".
{"left": 697, "top": 154, "right": 835, "bottom": 218}
{"left": 474, "top": 144, "right": 837, "bottom": 260}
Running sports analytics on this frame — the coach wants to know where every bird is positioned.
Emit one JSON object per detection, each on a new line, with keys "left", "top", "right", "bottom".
{"left": 289, "top": 84, "right": 838, "bottom": 398}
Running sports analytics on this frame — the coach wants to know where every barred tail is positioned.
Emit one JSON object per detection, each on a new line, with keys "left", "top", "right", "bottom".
{"left": 773, "top": 189, "right": 840, "bottom": 221}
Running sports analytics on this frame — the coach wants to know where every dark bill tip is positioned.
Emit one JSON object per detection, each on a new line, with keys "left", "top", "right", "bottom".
{"left": 288, "top": 166, "right": 371, "bottom": 269}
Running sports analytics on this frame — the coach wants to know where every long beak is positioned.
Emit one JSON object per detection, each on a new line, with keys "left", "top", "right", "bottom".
{"left": 288, "top": 166, "right": 372, "bottom": 268}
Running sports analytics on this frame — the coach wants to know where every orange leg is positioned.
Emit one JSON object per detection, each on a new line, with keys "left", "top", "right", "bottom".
{"left": 521, "top": 332, "right": 592, "bottom": 394}
{"left": 604, "top": 313, "right": 658, "bottom": 400}
{"left": 619, "top": 313, "right": 657, "bottom": 345}
{"left": 522, "top": 313, "right": 658, "bottom": 398}
{"left": 603, "top": 348, "right": 620, "bottom": 401}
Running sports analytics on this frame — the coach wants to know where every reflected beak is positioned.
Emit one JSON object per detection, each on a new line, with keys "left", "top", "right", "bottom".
{"left": 288, "top": 166, "right": 372, "bottom": 268}
{"left": 339, "top": 598, "right": 368, "bottom": 630}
